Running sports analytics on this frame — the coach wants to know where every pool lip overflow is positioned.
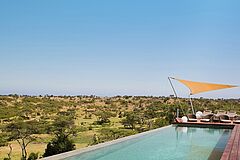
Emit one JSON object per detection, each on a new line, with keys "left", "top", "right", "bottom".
{"left": 42, "top": 123, "right": 239, "bottom": 160}
{"left": 42, "top": 125, "right": 172, "bottom": 160}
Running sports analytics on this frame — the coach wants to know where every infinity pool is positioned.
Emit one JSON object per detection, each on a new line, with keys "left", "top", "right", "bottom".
{"left": 65, "top": 126, "right": 231, "bottom": 160}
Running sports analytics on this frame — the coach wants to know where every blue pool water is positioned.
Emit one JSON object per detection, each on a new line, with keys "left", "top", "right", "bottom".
{"left": 65, "top": 126, "right": 231, "bottom": 160}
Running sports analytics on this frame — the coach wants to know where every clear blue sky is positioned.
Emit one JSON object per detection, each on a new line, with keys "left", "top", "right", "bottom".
{"left": 0, "top": 0, "right": 239, "bottom": 98}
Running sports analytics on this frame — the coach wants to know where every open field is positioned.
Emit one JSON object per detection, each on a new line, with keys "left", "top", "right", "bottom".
{"left": 0, "top": 95, "right": 239, "bottom": 159}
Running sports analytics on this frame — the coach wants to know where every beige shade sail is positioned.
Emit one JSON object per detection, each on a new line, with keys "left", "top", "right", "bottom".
{"left": 172, "top": 78, "right": 238, "bottom": 95}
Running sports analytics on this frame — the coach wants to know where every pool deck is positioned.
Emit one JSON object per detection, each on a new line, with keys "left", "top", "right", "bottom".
{"left": 174, "top": 121, "right": 240, "bottom": 160}
{"left": 221, "top": 124, "right": 240, "bottom": 160}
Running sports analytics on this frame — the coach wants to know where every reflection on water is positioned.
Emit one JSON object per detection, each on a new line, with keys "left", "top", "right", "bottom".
{"left": 175, "top": 126, "right": 231, "bottom": 160}
{"left": 176, "top": 126, "right": 188, "bottom": 133}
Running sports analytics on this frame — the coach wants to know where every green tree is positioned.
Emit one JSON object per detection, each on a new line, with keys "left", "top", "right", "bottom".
{"left": 121, "top": 112, "right": 141, "bottom": 130}
{"left": 91, "top": 134, "right": 99, "bottom": 145}
{"left": 43, "top": 134, "right": 75, "bottom": 157}
{"left": 95, "top": 111, "right": 114, "bottom": 125}
{"left": 0, "top": 133, "right": 8, "bottom": 147}
{"left": 99, "top": 128, "right": 137, "bottom": 142}
{"left": 5, "top": 122, "right": 38, "bottom": 160}
{"left": 154, "top": 118, "right": 168, "bottom": 128}
{"left": 43, "top": 116, "right": 76, "bottom": 157}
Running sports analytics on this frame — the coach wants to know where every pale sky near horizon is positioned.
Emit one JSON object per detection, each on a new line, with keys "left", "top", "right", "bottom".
{"left": 0, "top": 1, "right": 239, "bottom": 98}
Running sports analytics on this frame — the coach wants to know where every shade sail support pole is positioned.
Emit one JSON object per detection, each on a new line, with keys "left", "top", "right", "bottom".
{"left": 168, "top": 77, "right": 178, "bottom": 98}
{"left": 168, "top": 77, "right": 185, "bottom": 117}
{"left": 189, "top": 95, "right": 195, "bottom": 115}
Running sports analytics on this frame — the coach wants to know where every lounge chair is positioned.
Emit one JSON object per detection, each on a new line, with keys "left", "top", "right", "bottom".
{"left": 175, "top": 116, "right": 188, "bottom": 123}
{"left": 202, "top": 110, "right": 212, "bottom": 116}
{"left": 187, "top": 114, "right": 197, "bottom": 122}
{"left": 175, "top": 118, "right": 183, "bottom": 123}
{"left": 233, "top": 116, "right": 240, "bottom": 124}
{"left": 216, "top": 110, "right": 226, "bottom": 116}
{"left": 200, "top": 114, "right": 214, "bottom": 122}
{"left": 227, "top": 111, "right": 237, "bottom": 119}
{"left": 212, "top": 115, "right": 220, "bottom": 123}
{"left": 219, "top": 115, "right": 231, "bottom": 123}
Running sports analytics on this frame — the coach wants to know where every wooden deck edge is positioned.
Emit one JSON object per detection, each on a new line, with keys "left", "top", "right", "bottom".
{"left": 220, "top": 125, "right": 240, "bottom": 160}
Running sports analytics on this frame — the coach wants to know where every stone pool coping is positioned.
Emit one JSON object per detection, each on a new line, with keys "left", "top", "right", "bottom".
{"left": 42, "top": 125, "right": 172, "bottom": 160}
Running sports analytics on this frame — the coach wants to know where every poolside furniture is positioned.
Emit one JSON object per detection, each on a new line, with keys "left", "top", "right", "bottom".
{"left": 181, "top": 116, "right": 188, "bottom": 122}
{"left": 187, "top": 114, "right": 197, "bottom": 122}
{"left": 212, "top": 115, "right": 220, "bottom": 123}
{"left": 196, "top": 111, "right": 203, "bottom": 119}
{"left": 200, "top": 114, "right": 214, "bottom": 122}
{"left": 233, "top": 116, "right": 240, "bottom": 124}
{"left": 212, "top": 110, "right": 226, "bottom": 122}
{"left": 202, "top": 110, "right": 212, "bottom": 116}
{"left": 227, "top": 111, "right": 237, "bottom": 120}
{"left": 175, "top": 118, "right": 183, "bottom": 123}
{"left": 219, "top": 115, "right": 231, "bottom": 123}
{"left": 216, "top": 110, "right": 226, "bottom": 116}
{"left": 168, "top": 77, "right": 237, "bottom": 120}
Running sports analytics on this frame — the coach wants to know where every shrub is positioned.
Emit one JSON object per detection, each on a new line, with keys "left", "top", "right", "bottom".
{"left": 43, "top": 133, "right": 75, "bottom": 157}
{"left": 99, "top": 128, "right": 137, "bottom": 142}
{"left": 154, "top": 118, "right": 168, "bottom": 128}
{"left": 27, "top": 152, "right": 38, "bottom": 160}
{"left": 43, "top": 116, "right": 76, "bottom": 157}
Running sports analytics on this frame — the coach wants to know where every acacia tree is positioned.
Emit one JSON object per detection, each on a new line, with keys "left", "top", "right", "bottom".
{"left": 43, "top": 116, "right": 76, "bottom": 157}
{"left": 121, "top": 112, "right": 141, "bottom": 130}
{"left": 94, "top": 111, "right": 113, "bottom": 125}
{"left": 5, "top": 122, "right": 37, "bottom": 160}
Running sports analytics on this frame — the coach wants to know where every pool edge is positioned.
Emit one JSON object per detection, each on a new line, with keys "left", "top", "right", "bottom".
{"left": 41, "top": 125, "right": 172, "bottom": 160}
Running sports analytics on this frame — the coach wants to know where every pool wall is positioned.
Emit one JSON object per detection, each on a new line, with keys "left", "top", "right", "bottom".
{"left": 42, "top": 125, "right": 172, "bottom": 160}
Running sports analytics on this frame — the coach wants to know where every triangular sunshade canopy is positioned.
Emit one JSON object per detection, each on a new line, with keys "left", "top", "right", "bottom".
{"left": 171, "top": 77, "right": 237, "bottom": 95}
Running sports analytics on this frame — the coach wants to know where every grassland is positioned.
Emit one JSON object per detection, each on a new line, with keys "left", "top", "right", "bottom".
{"left": 0, "top": 95, "right": 239, "bottom": 159}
